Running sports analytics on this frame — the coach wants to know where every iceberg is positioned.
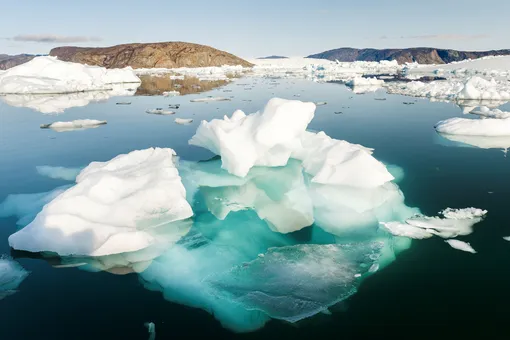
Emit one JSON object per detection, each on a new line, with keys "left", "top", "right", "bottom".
{"left": 0, "top": 56, "right": 140, "bottom": 94}
{"left": 189, "top": 98, "right": 316, "bottom": 177}
{"left": 175, "top": 118, "right": 193, "bottom": 125}
{"left": 8, "top": 148, "right": 193, "bottom": 256}
{"left": 190, "top": 97, "right": 231, "bottom": 102}
{"left": 346, "top": 77, "right": 384, "bottom": 86}
{"left": 435, "top": 116, "right": 510, "bottom": 137}
{"left": 0, "top": 258, "right": 29, "bottom": 300}
{"left": 146, "top": 109, "right": 175, "bottom": 115}
{"left": 40, "top": 119, "right": 107, "bottom": 132}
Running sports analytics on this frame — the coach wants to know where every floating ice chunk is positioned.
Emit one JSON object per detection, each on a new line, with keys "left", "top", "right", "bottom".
{"left": 0, "top": 56, "right": 140, "bottom": 94}
{"left": 162, "top": 90, "right": 180, "bottom": 97}
{"left": 435, "top": 116, "right": 510, "bottom": 137}
{"left": 40, "top": 119, "right": 107, "bottom": 132}
{"left": 471, "top": 107, "right": 510, "bottom": 119}
{"left": 315, "top": 101, "right": 327, "bottom": 106}
{"left": 206, "top": 242, "right": 383, "bottom": 323}
{"left": 8, "top": 148, "right": 193, "bottom": 256}
{"left": 379, "top": 221, "right": 434, "bottom": 239}
{"left": 382, "top": 208, "right": 486, "bottom": 239}
{"left": 189, "top": 98, "right": 316, "bottom": 177}
{"left": 146, "top": 109, "right": 175, "bottom": 115}
{"left": 346, "top": 77, "right": 384, "bottom": 86}
{"left": 503, "top": 236, "right": 510, "bottom": 241}
{"left": 145, "top": 322, "right": 156, "bottom": 340}
{"left": 175, "top": 118, "right": 193, "bottom": 125}
{"left": 36, "top": 165, "right": 83, "bottom": 181}
{"left": 0, "top": 258, "right": 29, "bottom": 300}
{"left": 190, "top": 97, "right": 231, "bottom": 103}
{"left": 437, "top": 132, "right": 510, "bottom": 153}
{"left": 293, "top": 131, "right": 394, "bottom": 187}
{"left": 445, "top": 239, "right": 476, "bottom": 253}
{"left": 457, "top": 77, "right": 510, "bottom": 101}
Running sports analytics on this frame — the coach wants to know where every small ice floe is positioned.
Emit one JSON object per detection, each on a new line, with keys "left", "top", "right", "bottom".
{"left": 146, "top": 109, "right": 175, "bottom": 115}
{"left": 190, "top": 97, "right": 231, "bottom": 103}
{"left": 374, "top": 98, "right": 386, "bottom": 101}
{"left": 334, "top": 111, "right": 343, "bottom": 114}
{"left": 116, "top": 101, "right": 131, "bottom": 105}
{"left": 435, "top": 115, "right": 510, "bottom": 137}
{"left": 40, "top": 119, "right": 107, "bottom": 132}
{"left": 402, "top": 102, "right": 415, "bottom": 105}
{"left": 163, "top": 90, "right": 180, "bottom": 97}
{"left": 503, "top": 236, "right": 510, "bottom": 241}
{"left": 445, "top": 239, "right": 476, "bottom": 254}
{"left": 0, "top": 258, "right": 29, "bottom": 300}
{"left": 175, "top": 118, "right": 193, "bottom": 125}
{"left": 145, "top": 322, "right": 156, "bottom": 340}
{"left": 381, "top": 207, "right": 487, "bottom": 239}
{"left": 315, "top": 101, "right": 327, "bottom": 106}
{"left": 168, "top": 104, "right": 180, "bottom": 109}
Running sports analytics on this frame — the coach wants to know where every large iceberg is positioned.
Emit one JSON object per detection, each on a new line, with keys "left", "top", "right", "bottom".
{"left": 8, "top": 148, "right": 193, "bottom": 256}
{"left": 190, "top": 98, "right": 394, "bottom": 187}
{"left": 0, "top": 258, "right": 29, "bottom": 300}
{"left": 0, "top": 56, "right": 140, "bottom": 95}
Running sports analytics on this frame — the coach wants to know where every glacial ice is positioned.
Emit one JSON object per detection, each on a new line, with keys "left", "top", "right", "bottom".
{"left": 445, "top": 239, "right": 477, "bottom": 254}
{"left": 40, "top": 119, "right": 107, "bottom": 132}
{"left": 189, "top": 98, "right": 394, "bottom": 187}
{"left": 435, "top": 116, "right": 510, "bottom": 137}
{"left": 0, "top": 56, "right": 140, "bottom": 94}
{"left": 346, "top": 77, "right": 384, "bottom": 86}
{"left": 8, "top": 148, "right": 193, "bottom": 256}
{"left": 175, "top": 118, "right": 193, "bottom": 125}
{"left": 0, "top": 258, "right": 29, "bottom": 300}
{"left": 189, "top": 98, "right": 316, "bottom": 177}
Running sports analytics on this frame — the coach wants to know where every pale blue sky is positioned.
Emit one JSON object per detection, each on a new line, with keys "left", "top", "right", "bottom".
{"left": 2, "top": 0, "right": 509, "bottom": 57}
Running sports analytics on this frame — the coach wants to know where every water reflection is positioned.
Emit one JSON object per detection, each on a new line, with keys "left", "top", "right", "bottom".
{"left": 135, "top": 75, "right": 228, "bottom": 96}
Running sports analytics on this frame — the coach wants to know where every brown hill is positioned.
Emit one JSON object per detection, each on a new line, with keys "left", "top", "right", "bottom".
{"left": 49, "top": 42, "right": 253, "bottom": 69}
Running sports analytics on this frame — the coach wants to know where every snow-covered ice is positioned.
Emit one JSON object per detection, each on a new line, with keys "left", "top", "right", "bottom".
{"left": 346, "top": 77, "right": 384, "bottom": 86}
{"left": 0, "top": 56, "right": 140, "bottom": 94}
{"left": 8, "top": 148, "right": 193, "bottom": 256}
{"left": 0, "top": 258, "right": 29, "bottom": 300}
{"left": 40, "top": 119, "right": 107, "bottom": 132}
{"left": 445, "top": 239, "right": 477, "bottom": 254}
{"left": 435, "top": 116, "right": 510, "bottom": 137}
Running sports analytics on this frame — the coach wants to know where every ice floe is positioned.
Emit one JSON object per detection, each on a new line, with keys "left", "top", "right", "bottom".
{"left": 445, "top": 239, "right": 477, "bottom": 254}
{"left": 381, "top": 208, "right": 487, "bottom": 240}
{"left": 40, "top": 119, "right": 107, "bottom": 132}
{"left": 0, "top": 56, "right": 140, "bottom": 94}
{"left": 146, "top": 109, "right": 175, "bottom": 115}
{"left": 174, "top": 118, "right": 193, "bottom": 125}
{"left": 346, "top": 77, "right": 384, "bottom": 87}
{"left": 435, "top": 116, "right": 510, "bottom": 137}
{"left": 8, "top": 148, "right": 193, "bottom": 256}
{"left": 0, "top": 258, "right": 29, "bottom": 300}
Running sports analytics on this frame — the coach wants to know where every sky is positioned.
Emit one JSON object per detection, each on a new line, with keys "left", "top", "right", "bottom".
{"left": 2, "top": 0, "right": 509, "bottom": 58}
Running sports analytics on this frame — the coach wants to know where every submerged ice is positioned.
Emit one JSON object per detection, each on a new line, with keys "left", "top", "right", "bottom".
{"left": 0, "top": 258, "right": 29, "bottom": 300}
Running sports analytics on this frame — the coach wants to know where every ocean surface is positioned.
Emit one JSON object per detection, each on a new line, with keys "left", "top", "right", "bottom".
{"left": 1, "top": 77, "right": 510, "bottom": 339}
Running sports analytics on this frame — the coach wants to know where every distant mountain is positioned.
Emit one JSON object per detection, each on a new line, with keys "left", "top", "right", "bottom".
{"left": 50, "top": 42, "right": 253, "bottom": 69}
{"left": 0, "top": 54, "right": 39, "bottom": 70}
{"left": 307, "top": 48, "right": 510, "bottom": 64}
{"left": 256, "top": 55, "right": 289, "bottom": 59}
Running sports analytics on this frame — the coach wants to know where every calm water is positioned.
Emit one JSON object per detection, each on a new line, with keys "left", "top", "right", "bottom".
{"left": 1, "top": 78, "right": 510, "bottom": 339}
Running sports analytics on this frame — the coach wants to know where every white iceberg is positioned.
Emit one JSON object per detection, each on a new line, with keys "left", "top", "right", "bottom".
{"left": 470, "top": 107, "right": 510, "bottom": 119}
{"left": 8, "top": 148, "right": 193, "bottom": 256}
{"left": 435, "top": 116, "right": 510, "bottom": 137}
{"left": 0, "top": 56, "right": 140, "bottom": 94}
{"left": 0, "top": 258, "right": 29, "bottom": 300}
{"left": 346, "top": 77, "right": 384, "bottom": 86}
{"left": 189, "top": 98, "right": 316, "bottom": 177}
{"left": 146, "top": 109, "right": 175, "bottom": 115}
{"left": 445, "top": 239, "right": 477, "bottom": 254}
{"left": 40, "top": 119, "right": 107, "bottom": 132}
{"left": 189, "top": 98, "right": 393, "bottom": 187}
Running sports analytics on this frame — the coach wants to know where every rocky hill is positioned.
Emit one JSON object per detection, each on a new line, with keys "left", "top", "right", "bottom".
{"left": 49, "top": 42, "right": 253, "bottom": 69}
{"left": 0, "top": 54, "right": 38, "bottom": 70}
{"left": 307, "top": 48, "right": 510, "bottom": 64}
